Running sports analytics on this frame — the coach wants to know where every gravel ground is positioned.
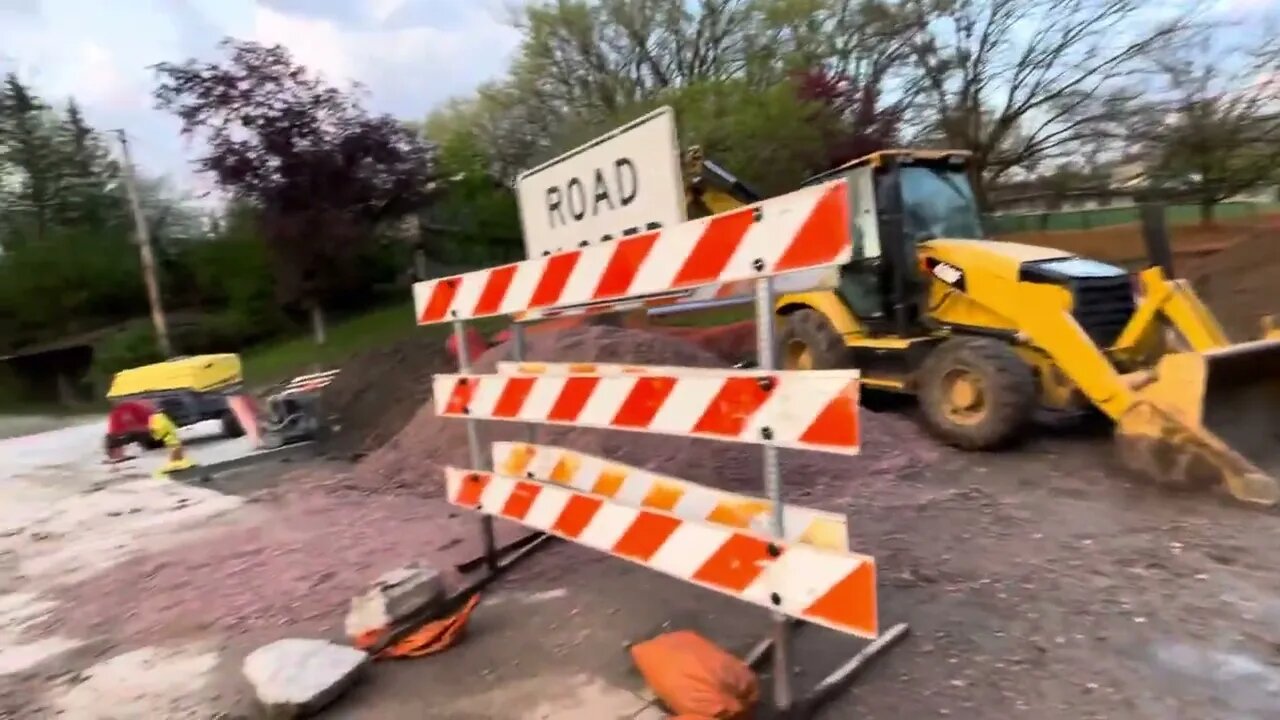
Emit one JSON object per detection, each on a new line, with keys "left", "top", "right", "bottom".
{"left": 268, "top": 428, "right": 1280, "bottom": 720}
{"left": 11, "top": 422, "right": 1280, "bottom": 719}
{"left": 5, "top": 327, "right": 1280, "bottom": 718}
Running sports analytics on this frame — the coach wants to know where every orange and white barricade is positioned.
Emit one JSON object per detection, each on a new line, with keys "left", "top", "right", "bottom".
{"left": 412, "top": 175, "right": 908, "bottom": 713}
{"left": 490, "top": 442, "right": 849, "bottom": 551}
{"left": 445, "top": 468, "right": 877, "bottom": 638}
{"left": 411, "top": 180, "right": 849, "bottom": 325}
{"left": 433, "top": 368, "right": 860, "bottom": 454}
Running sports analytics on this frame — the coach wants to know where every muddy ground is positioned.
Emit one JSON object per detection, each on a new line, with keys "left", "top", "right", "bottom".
{"left": 5, "top": 415, "right": 1279, "bottom": 719}
{"left": 5, "top": 301, "right": 1280, "bottom": 720}
{"left": 308, "top": 423, "right": 1280, "bottom": 720}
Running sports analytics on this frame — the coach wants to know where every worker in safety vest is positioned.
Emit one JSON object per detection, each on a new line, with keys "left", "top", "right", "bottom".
{"left": 148, "top": 411, "right": 194, "bottom": 473}
{"left": 104, "top": 400, "right": 157, "bottom": 462}
{"left": 103, "top": 400, "right": 193, "bottom": 472}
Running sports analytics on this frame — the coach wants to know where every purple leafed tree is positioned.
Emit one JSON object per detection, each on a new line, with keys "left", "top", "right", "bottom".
{"left": 794, "top": 67, "right": 900, "bottom": 170}
{"left": 153, "top": 39, "right": 436, "bottom": 339}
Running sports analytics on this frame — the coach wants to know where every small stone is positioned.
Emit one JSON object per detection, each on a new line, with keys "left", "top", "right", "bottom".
{"left": 345, "top": 564, "right": 445, "bottom": 640}
{"left": 242, "top": 638, "right": 368, "bottom": 719}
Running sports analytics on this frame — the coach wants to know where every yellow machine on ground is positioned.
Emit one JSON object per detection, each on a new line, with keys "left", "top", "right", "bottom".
{"left": 683, "top": 148, "right": 1280, "bottom": 505}
{"left": 106, "top": 354, "right": 247, "bottom": 439}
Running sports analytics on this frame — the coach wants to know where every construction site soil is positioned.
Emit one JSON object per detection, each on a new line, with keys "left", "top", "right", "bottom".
{"left": 318, "top": 333, "right": 456, "bottom": 460}
{"left": 25, "top": 322, "right": 1280, "bottom": 718}
{"left": 349, "top": 325, "right": 936, "bottom": 501}
{"left": 26, "top": 233, "right": 1280, "bottom": 716}
{"left": 1191, "top": 231, "right": 1280, "bottom": 341}
{"left": 36, "top": 326, "right": 940, "bottom": 705}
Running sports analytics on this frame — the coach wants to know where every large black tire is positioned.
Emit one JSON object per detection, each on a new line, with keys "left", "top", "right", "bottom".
{"left": 221, "top": 410, "right": 246, "bottom": 438}
{"left": 777, "top": 308, "right": 849, "bottom": 370}
{"left": 916, "top": 336, "right": 1037, "bottom": 450}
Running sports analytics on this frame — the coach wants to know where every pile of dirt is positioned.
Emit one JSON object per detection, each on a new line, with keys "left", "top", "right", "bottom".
{"left": 1191, "top": 230, "right": 1280, "bottom": 341}
{"left": 320, "top": 333, "right": 457, "bottom": 459}
{"left": 40, "top": 472, "right": 531, "bottom": 649}
{"left": 43, "top": 325, "right": 940, "bottom": 658}
{"left": 351, "top": 325, "right": 939, "bottom": 506}
{"left": 662, "top": 320, "right": 757, "bottom": 365}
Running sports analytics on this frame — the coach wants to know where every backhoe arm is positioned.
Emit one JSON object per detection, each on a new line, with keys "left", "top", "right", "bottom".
{"left": 1112, "top": 267, "right": 1231, "bottom": 356}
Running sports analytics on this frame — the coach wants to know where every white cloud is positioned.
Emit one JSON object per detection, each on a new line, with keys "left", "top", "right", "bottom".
{"left": 251, "top": 2, "right": 520, "bottom": 116}
{"left": 366, "top": 0, "right": 409, "bottom": 23}
{"left": 252, "top": 5, "right": 359, "bottom": 86}
{"left": 62, "top": 42, "right": 146, "bottom": 112}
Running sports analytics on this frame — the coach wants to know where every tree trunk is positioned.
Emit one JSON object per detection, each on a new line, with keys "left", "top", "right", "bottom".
{"left": 310, "top": 302, "right": 327, "bottom": 346}
{"left": 1199, "top": 199, "right": 1216, "bottom": 226}
{"left": 413, "top": 247, "right": 429, "bottom": 281}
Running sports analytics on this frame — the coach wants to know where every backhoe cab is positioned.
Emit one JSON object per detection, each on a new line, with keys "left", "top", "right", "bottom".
{"left": 750, "top": 149, "right": 1280, "bottom": 506}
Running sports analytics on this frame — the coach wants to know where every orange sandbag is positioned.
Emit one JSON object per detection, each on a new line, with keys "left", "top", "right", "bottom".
{"left": 354, "top": 593, "right": 481, "bottom": 659}
{"left": 630, "top": 630, "right": 758, "bottom": 719}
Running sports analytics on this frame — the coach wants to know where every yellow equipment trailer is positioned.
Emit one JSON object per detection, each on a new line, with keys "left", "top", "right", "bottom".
{"left": 682, "top": 147, "right": 1280, "bottom": 505}
{"left": 105, "top": 354, "right": 247, "bottom": 439}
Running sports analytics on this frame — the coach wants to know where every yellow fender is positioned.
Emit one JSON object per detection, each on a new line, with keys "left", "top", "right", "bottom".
{"left": 775, "top": 290, "right": 863, "bottom": 338}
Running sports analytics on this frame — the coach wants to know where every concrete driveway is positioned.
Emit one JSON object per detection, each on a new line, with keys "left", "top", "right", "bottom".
{"left": 0, "top": 420, "right": 259, "bottom": 717}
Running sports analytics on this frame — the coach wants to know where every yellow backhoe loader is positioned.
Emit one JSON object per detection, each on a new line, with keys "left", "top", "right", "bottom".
{"left": 681, "top": 147, "right": 1280, "bottom": 506}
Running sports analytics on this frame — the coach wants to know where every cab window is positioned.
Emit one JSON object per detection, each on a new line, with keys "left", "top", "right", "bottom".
{"left": 899, "top": 166, "right": 984, "bottom": 242}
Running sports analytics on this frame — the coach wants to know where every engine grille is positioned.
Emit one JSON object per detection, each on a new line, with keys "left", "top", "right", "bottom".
{"left": 1071, "top": 276, "right": 1136, "bottom": 348}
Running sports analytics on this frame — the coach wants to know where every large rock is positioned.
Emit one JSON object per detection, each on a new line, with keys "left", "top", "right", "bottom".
{"left": 242, "top": 638, "right": 368, "bottom": 719}
{"left": 345, "top": 564, "right": 446, "bottom": 642}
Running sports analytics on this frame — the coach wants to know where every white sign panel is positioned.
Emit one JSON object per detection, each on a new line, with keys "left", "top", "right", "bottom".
{"left": 516, "top": 106, "right": 687, "bottom": 260}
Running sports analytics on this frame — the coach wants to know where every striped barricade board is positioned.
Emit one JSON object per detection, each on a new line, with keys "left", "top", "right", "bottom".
{"left": 495, "top": 361, "right": 738, "bottom": 376}
{"left": 445, "top": 468, "right": 878, "bottom": 639}
{"left": 433, "top": 366, "right": 861, "bottom": 455}
{"left": 491, "top": 441, "right": 849, "bottom": 551}
{"left": 412, "top": 180, "right": 852, "bottom": 325}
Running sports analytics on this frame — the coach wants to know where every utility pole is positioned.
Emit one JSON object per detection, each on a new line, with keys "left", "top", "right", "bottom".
{"left": 116, "top": 129, "right": 172, "bottom": 358}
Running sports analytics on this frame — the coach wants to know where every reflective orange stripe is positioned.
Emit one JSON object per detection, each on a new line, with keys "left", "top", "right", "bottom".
{"left": 475, "top": 264, "right": 518, "bottom": 316}
{"left": 797, "top": 380, "right": 860, "bottom": 448}
{"left": 775, "top": 183, "right": 848, "bottom": 270}
{"left": 529, "top": 251, "right": 580, "bottom": 308}
{"left": 596, "top": 232, "right": 660, "bottom": 298}
{"left": 691, "top": 376, "right": 773, "bottom": 436}
{"left": 672, "top": 207, "right": 755, "bottom": 287}
{"left": 611, "top": 376, "right": 676, "bottom": 428}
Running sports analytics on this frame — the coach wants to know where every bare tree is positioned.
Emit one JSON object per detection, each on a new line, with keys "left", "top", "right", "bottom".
{"left": 895, "top": 0, "right": 1189, "bottom": 207}
{"left": 450, "top": 0, "right": 915, "bottom": 188}
{"left": 1130, "top": 25, "right": 1280, "bottom": 224}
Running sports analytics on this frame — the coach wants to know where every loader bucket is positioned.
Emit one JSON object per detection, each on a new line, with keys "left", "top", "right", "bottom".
{"left": 1115, "top": 338, "right": 1280, "bottom": 506}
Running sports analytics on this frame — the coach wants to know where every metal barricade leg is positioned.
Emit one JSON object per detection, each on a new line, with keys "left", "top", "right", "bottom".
{"left": 511, "top": 323, "right": 537, "bottom": 446}
{"left": 452, "top": 319, "right": 498, "bottom": 571}
{"left": 753, "top": 277, "right": 793, "bottom": 711}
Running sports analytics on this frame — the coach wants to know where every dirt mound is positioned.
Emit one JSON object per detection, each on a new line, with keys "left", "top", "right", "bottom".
{"left": 351, "top": 325, "right": 938, "bottom": 508}
{"left": 320, "top": 333, "right": 456, "bottom": 459}
{"left": 663, "top": 320, "right": 757, "bottom": 365}
{"left": 1191, "top": 230, "right": 1280, "bottom": 341}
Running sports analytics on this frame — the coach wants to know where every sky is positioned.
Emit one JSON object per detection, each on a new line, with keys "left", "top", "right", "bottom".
{"left": 0, "top": 0, "right": 1274, "bottom": 203}
{"left": 0, "top": 0, "right": 522, "bottom": 201}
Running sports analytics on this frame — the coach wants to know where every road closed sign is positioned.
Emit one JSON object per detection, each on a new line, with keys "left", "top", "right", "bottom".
{"left": 516, "top": 106, "right": 686, "bottom": 259}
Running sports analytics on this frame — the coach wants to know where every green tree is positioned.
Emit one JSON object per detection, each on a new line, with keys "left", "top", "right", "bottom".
{"left": 421, "top": 109, "right": 523, "bottom": 264}
{"left": 51, "top": 99, "right": 120, "bottom": 228}
{"left": 435, "top": 0, "right": 911, "bottom": 192}
{"left": 0, "top": 73, "right": 58, "bottom": 248}
{"left": 1131, "top": 24, "right": 1280, "bottom": 223}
